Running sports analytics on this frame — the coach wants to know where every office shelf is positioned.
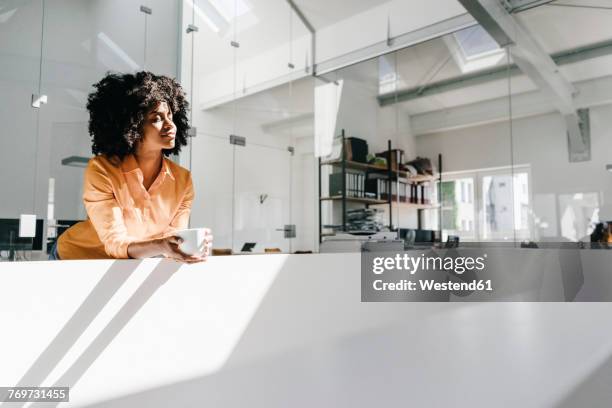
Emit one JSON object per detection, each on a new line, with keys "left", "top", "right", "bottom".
{"left": 320, "top": 196, "right": 387, "bottom": 205}
{"left": 321, "top": 159, "right": 437, "bottom": 183}
{"left": 369, "top": 202, "right": 441, "bottom": 210}
{"left": 408, "top": 174, "right": 438, "bottom": 183}
{"left": 318, "top": 129, "right": 443, "bottom": 244}
{"left": 320, "top": 196, "right": 440, "bottom": 209}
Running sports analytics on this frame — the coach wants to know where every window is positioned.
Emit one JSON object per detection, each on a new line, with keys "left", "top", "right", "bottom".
{"left": 429, "top": 165, "right": 532, "bottom": 242}
{"left": 438, "top": 177, "right": 476, "bottom": 241}
{"left": 481, "top": 172, "right": 531, "bottom": 241}
{"left": 443, "top": 25, "right": 506, "bottom": 74}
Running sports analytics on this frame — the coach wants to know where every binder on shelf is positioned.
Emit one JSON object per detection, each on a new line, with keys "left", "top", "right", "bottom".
{"left": 329, "top": 172, "right": 366, "bottom": 198}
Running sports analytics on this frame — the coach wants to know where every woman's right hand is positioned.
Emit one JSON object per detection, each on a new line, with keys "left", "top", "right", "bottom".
{"left": 158, "top": 236, "right": 206, "bottom": 264}
{"left": 127, "top": 236, "right": 206, "bottom": 263}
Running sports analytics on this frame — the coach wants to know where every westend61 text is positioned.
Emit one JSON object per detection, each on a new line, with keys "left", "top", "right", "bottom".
{"left": 373, "top": 279, "right": 493, "bottom": 292}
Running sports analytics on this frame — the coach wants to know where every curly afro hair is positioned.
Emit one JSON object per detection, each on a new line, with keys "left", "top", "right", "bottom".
{"left": 87, "top": 71, "right": 190, "bottom": 161}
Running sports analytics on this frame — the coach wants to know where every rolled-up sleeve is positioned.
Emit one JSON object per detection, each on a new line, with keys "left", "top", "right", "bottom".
{"left": 83, "top": 160, "right": 134, "bottom": 258}
{"left": 167, "top": 174, "right": 194, "bottom": 233}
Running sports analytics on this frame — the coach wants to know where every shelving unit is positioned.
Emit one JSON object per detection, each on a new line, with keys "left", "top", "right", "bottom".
{"left": 320, "top": 196, "right": 388, "bottom": 205}
{"left": 320, "top": 159, "right": 438, "bottom": 183}
{"left": 321, "top": 196, "right": 439, "bottom": 209}
{"left": 370, "top": 202, "right": 440, "bottom": 210}
{"left": 318, "top": 130, "right": 442, "bottom": 243}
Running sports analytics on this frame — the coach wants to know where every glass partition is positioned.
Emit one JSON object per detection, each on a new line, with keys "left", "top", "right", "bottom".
{"left": 42, "top": 0, "right": 145, "bottom": 252}
{"left": 316, "top": 54, "right": 417, "bottom": 247}
{"left": 314, "top": 23, "right": 515, "bottom": 252}
{"left": 234, "top": 143, "right": 292, "bottom": 253}
{"left": 403, "top": 25, "right": 515, "bottom": 245}
{"left": 311, "top": 2, "right": 612, "bottom": 251}
{"left": 0, "top": 0, "right": 42, "bottom": 216}
{"left": 0, "top": 0, "right": 43, "bottom": 260}
{"left": 0, "top": 0, "right": 180, "bottom": 261}
{"left": 509, "top": 3, "right": 612, "bottom": 246}
{"left": 187, "top": 0, "right": 314, "bottom": 255}
{"left": 193, "top": 0, "right": 313, "bottom": 108}
{"left": 189, "top": 133, "right": 234, "bottom": 251}
{"left": 8, "top": 1, "right": 605, "bottom": 259}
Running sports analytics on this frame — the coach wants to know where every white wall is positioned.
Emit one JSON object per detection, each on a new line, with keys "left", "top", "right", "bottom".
{"left": 416, "top": 103, "right": 612, "bottom": 241}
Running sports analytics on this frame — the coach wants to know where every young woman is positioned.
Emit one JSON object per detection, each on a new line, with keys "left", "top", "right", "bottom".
{"left": 50, "top": 71, "right": 211, "bottom": 263}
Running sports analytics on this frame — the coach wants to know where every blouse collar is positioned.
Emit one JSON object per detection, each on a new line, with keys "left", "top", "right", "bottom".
{"left": 120, "top": 154, "right": 175, "bottom": 181}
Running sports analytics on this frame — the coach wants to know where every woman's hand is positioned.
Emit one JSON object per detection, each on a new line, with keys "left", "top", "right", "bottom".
{"left": 161, "top": 235, "right": 209, "bottom": 264}
{"left": 127, "top": 232, "right": 213, "bottom": 263}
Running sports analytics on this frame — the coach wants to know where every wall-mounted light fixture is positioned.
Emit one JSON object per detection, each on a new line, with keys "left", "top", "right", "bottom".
{"left": 31, "top": 94, "right": 47, "bottom": 108}
{"left": 61, "top": 156, "right": 89, "bottom": 167}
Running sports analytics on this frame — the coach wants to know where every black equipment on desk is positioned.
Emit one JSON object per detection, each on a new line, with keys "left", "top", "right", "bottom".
{"left": 240, "top": 242, "right": 256, "bottom": 252}
{"left": 400, "top": 228, "right": 437, "bottom": 245}
{"left": 0, "top": 218, "right": 44, "bottom": 251}
{"left": 445, "top": 235, "right": 460, "bottom": 248}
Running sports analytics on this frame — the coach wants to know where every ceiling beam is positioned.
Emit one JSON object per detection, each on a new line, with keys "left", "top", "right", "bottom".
{"left": 457, "top": 0, "right": 589, "bottom": 161}
{"left": 410, "top": 74, "right": 612, "bottom": 136}
{"left": 286, "top": 0, "right": 315, "bottom": 34}
{"left": 378, "top": 38, "right": 612, "bottom": 106}
{"left": 503, "top": 0, "right": 556, "bottom": 13}
{"left": 458, "top": 0, "right": 576, "bottom": 114}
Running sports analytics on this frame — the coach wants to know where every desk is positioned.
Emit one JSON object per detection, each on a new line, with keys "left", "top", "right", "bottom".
{"left": 1, "top": 252, "right": 612, "bottom": 407}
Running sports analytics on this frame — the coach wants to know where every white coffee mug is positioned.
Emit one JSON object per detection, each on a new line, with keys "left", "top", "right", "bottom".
{"left": 175, "top": 228, "right": 210, "bottom": 256}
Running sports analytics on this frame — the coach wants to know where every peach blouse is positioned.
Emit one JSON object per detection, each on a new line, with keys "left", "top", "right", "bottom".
{"left": 57, "top": 154, "right": 194, "bottom": 259}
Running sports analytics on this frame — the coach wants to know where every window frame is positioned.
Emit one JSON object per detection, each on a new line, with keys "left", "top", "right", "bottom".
{"left": 434, "top": 164, "right": 533, "bottom": 242}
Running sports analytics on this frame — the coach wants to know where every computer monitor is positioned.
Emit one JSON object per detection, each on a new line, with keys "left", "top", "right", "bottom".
{"left": 240, "top": 242, "right": 256, "bottom": 252}
{"left": 445, "top": 235, "right": 460, "bottom": 248}
{"left": 400, "top": 229, "right": 436, "bottom": 244}
{"left": 0, "top": 218, "right": 44, "bottom": 250}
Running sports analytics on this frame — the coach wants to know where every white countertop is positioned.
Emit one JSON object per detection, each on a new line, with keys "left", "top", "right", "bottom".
{"left": 1, "top": 252, "right": 612, "bottom": 407}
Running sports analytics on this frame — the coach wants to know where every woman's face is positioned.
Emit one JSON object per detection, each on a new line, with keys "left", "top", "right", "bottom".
{"left": 139, "top": 101, "right": 176, "bottom": 153}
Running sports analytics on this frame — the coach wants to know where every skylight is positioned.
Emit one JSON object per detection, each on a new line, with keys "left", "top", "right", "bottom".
{"left": 378, "top": 55, "right": 397, "bottom": 95}
{"left": 455, "top": 26, "right": 500, "bottom": 58}
{"left": 210, "top": 0, "right": 251, "bottom": 21}
{"left": 445, "top": 25, "right": 506, "bottom": 74}
{"left": 185, "top": 0, "right": 254, "bottom": 35}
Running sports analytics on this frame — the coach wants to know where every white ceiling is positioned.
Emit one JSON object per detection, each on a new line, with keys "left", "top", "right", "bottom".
{"left": 293, "top": 0, "right": 389, "bottom": 30}
{"left": 516, "top": 0, "right": 612, "bottom": 54}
